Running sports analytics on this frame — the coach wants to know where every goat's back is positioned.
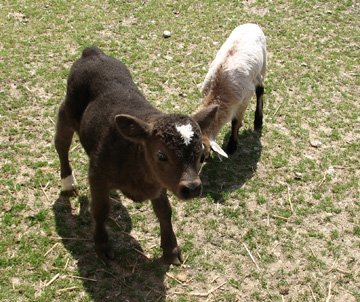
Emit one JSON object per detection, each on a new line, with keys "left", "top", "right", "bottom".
{"left": 202, "top": 23, "right": 266, "bottom": 99}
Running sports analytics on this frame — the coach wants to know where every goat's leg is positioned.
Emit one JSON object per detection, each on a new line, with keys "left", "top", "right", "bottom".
{"left": 254, "top": 85, "right": 264, "bottom": 130}
{"left": 226, "top": 118, "right": 242, "bottom": 155}
{"left": 151, "top": 189, "right": 182, "bottom": 265}
{"left": 55, "top": 103, "right": 78, "bottom": 195}
{"left": 89, "top": 175, "right": 113, "bottom": 260}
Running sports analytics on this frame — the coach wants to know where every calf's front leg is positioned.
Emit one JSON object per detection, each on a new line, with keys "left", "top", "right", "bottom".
{"left": 151, "top": 189, "right": 183, "bottom": 265}
{"left": 89, "top": 175, "right": 114, "bottom": 260}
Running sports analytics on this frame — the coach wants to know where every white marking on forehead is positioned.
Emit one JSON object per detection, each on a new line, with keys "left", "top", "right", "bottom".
{"left": 175, "top": 123, "right": 194, "bottom": 146}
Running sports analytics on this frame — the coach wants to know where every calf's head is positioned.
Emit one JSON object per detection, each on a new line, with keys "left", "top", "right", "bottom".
{"left": 115, "top": 105, "right": 218, "bottom": 200}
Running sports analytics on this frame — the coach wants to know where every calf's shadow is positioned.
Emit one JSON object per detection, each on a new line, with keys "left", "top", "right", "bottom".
{"left": 53, "top": 193, "right": 168, "bottom": 302}
{"left": 200, "top": 129, "right": 263, "bottom": 202}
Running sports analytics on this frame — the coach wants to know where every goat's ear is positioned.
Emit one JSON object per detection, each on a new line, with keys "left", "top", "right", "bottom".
{"left": 210, "top": 141, "right": 228, "bottom": 158}
{"left": 115, "top": 114, "right": 152, "bottom": 143}
{"left": 192, "top": 105, "right": 218, "bottom": 132}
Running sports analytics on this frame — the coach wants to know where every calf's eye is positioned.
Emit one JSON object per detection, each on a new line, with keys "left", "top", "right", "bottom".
{"left": 157, "top": 151, "right": 168, "bottom": 162}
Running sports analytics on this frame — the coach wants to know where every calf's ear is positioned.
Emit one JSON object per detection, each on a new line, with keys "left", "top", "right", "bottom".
{"left": 115, "top": 114, "right": 152, "bottom": 143}
{"left": 192, "top": 105, "right": 218, "bottom": 132}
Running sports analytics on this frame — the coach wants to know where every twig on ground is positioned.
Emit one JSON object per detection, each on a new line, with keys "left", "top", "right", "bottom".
{"left": 44, "top": 243, "right": 59, "bottom": 257}
{"left": 174, "top": 281, "right": 227, "bottom": 297}
{"left": 109, "top": 216, "right": 137, "bottom": 240}
{"left": 45, "top": 273, "right": 60, "bottom": 287}
{"left": 53, "top": 237, "right": 90, "bottom": 241}
{"left": 166, "top": 273, "right": 185, "bottom": 285}
{"left": 328, "top": 259, "right": 358, "bottom": 275}
{"left": 133, "top": 248, "right": 152, "bottom": 261}
{"left": 70, "top": 144, "right": 80, "bottom": 152}
{"left": 109, "top": 197, "right": 120, "bottom": 203}
{"left": 310, "top": 247, "right": 317, "bottom": 258}
{"left": 273, "top": 104, "right": 282, "bottom": 117}
{"left": 64, "top": 258, "right": 70, "bottom": 270}
{"left": 287, "top": 185, "right": 294, "bottom": 214}
{"left": 40, "top": 167, "right": 58, "bottom": 172}
{"left": 272, "top": 214, "right": 292, "bottom": 221}
{"left": 243, "top": 243, "right": 260, "bottom": 270}
{"left": 211, "top": 276, "right": 220, "bottom": 283}
{"left": 67, "top": 275, "right": 97, "bottom": 282}
{"left": 95, "top": 269, "right": 121, "bottom": 281}
{"left": 270, "top": 242, "right": 280, "bottom": 254}
{"left": 155, "top": 296, "right": 163, "bottom": 302}
{"left": 39, "top": 182, "right": 50, "bottom": 202}
{"left": 181, "top": 255, "right": 189, "bottom": 267}
{"left": 145, "top": 286, "right": 165, "bottom": 296}
{"left": 48, "top": 116, "right": 55, "bottom": 124}
{"left": 316, "top": 171, "right": 327, "bottom": 188}
{"left": 325, "top": 281, "right": 332, "bottom": 302}
{"left": 308, "top": 285, "right": 317, "bottom": 302}
{"left": 56, "top": 287, "right": 80, "bottom": 293}
{"left": 334, "top": 267, "right": 352, "bottom": 274}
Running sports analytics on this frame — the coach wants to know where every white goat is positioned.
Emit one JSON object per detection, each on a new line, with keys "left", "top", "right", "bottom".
{"left": 198, "top": 23, "right": 267, "bottom": 158}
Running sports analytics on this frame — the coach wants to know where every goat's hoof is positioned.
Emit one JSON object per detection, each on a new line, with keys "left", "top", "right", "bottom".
{"left": 226, "top": 143, "right": 237, "bottom": 155}
{"left": 95, "top": 243, "right": 115, "bottom": 261}
{"left": 254, "top": 121, "right": 263, "bottom": 131}
{"left": 162, "top": 247, "right": 183, "bottom": 265}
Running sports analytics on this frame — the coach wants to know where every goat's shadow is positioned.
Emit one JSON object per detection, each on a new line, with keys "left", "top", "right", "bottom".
{"left": 200, "top": 129, "right": 263, "bottom": 202}
{"left": 53, "top": 193, "right": 168, "bottom": 301}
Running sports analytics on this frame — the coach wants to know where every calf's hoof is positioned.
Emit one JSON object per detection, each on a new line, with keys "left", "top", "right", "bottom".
{"left": 95, "top": 242, "right": 115, "bottom": 261}
{"left": 61, "top": 172, "right": 79, "bottom": 196}
{"left": 63, "top": 188, "right": 79, "bottom": 197}
{"left": 162, "top": 247, "right": 183, "bottom": 265}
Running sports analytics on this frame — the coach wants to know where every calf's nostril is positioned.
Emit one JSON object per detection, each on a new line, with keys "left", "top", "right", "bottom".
{"left": 193, "top": 183, "right": 202, "bottom": 196}
{"left": 181, "top": 186, "right": 191, "bottom": 199}
{"left": 180, "top": 182, "right": 202, "bottom": 199}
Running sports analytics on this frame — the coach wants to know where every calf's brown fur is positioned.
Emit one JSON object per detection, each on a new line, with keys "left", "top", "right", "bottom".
{"left": 55, "top": 46, "right": 218, "bottom": 264}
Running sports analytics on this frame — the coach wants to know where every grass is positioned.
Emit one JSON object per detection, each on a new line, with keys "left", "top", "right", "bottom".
{"left": 1, "top": 0, "right": 359, "bottom": 301}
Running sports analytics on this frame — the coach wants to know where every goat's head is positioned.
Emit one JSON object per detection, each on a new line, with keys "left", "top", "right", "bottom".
{"left": 115, "top": 105, "right": 218, "bottom": 200}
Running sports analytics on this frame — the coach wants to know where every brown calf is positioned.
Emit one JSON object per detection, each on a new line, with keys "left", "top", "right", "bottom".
{"left": 55, "top": 46, "right": 218, "bottom": 264}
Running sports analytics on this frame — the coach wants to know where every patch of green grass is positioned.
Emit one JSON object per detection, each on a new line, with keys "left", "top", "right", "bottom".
{"left": 1, "top": 0, "right": 359, "bottom": 301}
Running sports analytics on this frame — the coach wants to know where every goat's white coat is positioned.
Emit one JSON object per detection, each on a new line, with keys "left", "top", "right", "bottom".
{"left": 176, "top": 123, "right": 194, "bottom": 146}
{"left": 200, "top": 23, "right": 266, "bottom": 156}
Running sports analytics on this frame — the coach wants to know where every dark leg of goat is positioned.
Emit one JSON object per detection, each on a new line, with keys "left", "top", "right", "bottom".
{"left": 151, "top": 189, "right": 182, "bottom": 265}
{"left": 226, "top": 118, "right": 242, "bottom": 155}
{"left": 89, "top": 175, "right": 114, "bottom": 260}
{"left": 55, "top": 103, "right": 78, "bottom": 195}
{"left": 254, "top": 85, "right": 264, "bottom": 130}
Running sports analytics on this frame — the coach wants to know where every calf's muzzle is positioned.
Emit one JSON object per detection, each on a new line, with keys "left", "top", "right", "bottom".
{"left": 179, "top": 179, "right": 202, "bottom": 200}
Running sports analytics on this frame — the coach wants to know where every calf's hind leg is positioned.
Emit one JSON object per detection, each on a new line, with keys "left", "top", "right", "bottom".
{"left": 55, "top": 103, "right": 78, "bottom": 195}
